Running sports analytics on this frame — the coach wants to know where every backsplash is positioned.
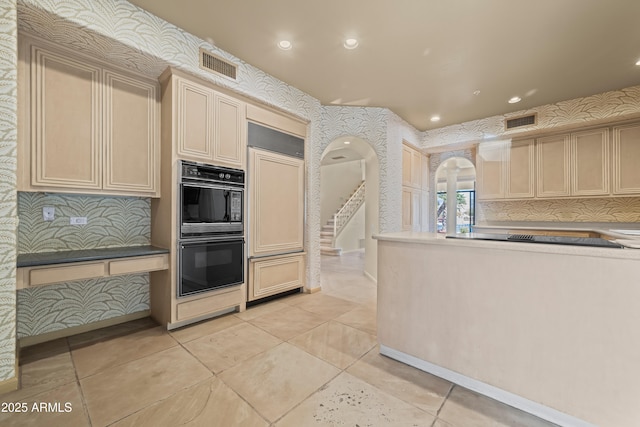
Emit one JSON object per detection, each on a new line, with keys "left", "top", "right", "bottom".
{"left": 18, "top": 192, "right": 150, "bottom": 253}
{"left": 17, "top": 192, "right": 151, "bottom": 339}
{"left": 477, "top": 197, "right": 640, "bottom": 223}
{"left": 17, "top": 274, "right": 149, "bottom": 338}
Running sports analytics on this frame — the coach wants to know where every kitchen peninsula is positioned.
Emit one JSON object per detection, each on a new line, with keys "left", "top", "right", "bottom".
{"left": 375, "top": 231, "right": 640, "bottom": 427}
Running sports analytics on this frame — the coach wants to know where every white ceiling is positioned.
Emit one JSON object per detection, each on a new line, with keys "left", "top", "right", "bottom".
{"left": 127, "top": 0, "right": 640, "bottom": 131}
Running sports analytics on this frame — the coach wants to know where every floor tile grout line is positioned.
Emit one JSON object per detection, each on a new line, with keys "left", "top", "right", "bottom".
{"left": 65, "top": 336, "right": 94, "bottom": 427}
{"left": 436, "top": 383, "right": 455, "bottom": 418}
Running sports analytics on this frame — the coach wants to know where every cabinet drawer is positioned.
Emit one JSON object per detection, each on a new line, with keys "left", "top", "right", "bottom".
{"left": 249, "top": 253, "right": 305, "bottom": 301}
{"left": 109, "top": 254, "right": 168, "bottom": 275}
{"left": 176, "top": 287, "right": 242, "bottom": 321}
{"left": 29, "top": 262, "right": 105, "bottom": 287}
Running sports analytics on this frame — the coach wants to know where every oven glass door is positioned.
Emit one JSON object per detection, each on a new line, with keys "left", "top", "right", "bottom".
{"left": 179, "top": 239, "right": 244, "bottom": 297}
{"left": 181, "top": 184, "right": 243, "bottom": 236}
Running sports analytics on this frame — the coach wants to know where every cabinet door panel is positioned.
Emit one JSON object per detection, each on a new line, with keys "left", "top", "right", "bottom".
{"left": 537, "top": 134, "right": 570, "bottom": 198}
{"left": 248, "top": 254, "right": 305, "bottom": 301}
{"left": 506, "top": 139, "right": 535, "bottom": 198}
{"left": 104, "top": 71, "right": 158, "bottom": 194}
{"left": 571, "top": 128, "right": 609, "bottom": 196}
{"left": 402, "top": 145, "right": 413, "bottom": 187}
{"left": 176, "top": 78, "right": 214, "bottom": 161}
{"left": 476, "top": 142, "right": 505, "bottom": 199}
{"left": 32, "top": 47, "right": 101, "bottom": 189}
{"left": 214, "top": 93, "right": 245, "bottom": 169}
{"left": 249, "top": 148, "right": 304, "bottom": 257}
{"left": 410, "top": 189, "right": 421, "bottom": 231}
{"left": 411, "top": 150, "right": 422, "bottom": 187}
{"left": 401, "top": 187, "right": 412, "bottom": 231}
{"left": 613, "top": 123, "right": 640, "bottom": 194}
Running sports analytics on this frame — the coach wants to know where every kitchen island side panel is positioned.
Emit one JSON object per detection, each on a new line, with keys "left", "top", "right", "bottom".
{"left": 377, "top": 238, "right": 640, "bottom": 427}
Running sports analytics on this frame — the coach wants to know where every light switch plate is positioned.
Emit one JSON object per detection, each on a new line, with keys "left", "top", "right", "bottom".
{"left": 69, "top": 217, "right": 87, "bottom": 225}
{"left": 43, "top": 207, "right": 55, "bottom": 221}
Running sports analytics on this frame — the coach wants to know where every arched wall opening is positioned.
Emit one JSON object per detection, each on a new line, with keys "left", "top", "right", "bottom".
{"left": 433, "top": 156, "right": 476, "bottom": 234}
{"left": 320, "top": 136, "right": 379, "bottom": 280}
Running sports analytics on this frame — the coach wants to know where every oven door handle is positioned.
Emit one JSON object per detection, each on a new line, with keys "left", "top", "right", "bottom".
{"left": 180, "top": 238, "right": 245, "bottom": 248}
{"left": 181, "top": 181, "right": 243, "bottom": 191}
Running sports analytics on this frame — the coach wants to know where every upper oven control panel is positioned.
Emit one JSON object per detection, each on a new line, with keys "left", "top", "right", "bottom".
{"left": 181, "top": 161, "right": 245, "bottom": 186}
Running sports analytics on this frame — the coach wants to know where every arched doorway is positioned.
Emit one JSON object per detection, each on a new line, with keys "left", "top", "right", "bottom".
{"left": 434, "top": 157, "right": 476, "bottom": 234}
{"left": 319, "top": 136, "right": 379, "bottom": 280}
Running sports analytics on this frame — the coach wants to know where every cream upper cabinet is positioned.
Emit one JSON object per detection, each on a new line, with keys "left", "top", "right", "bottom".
{"left": 29, "top": 45, "right": 102, "bottom": 190}
{"left": 175, "top": 76, "right": 214, "bottom": 162}
{"left": 612, "top": 123, "right": 640, "bottom": 195}
{"left": 505, "top": 139, "right": 535, "bottom": 198}
{"left": 19, "top": 36, "right": 160, "bottom": 197}
{"left": 476, "top": 141, "right": 506, "bottom": 199}
{"left": 103, "top": 70, "right": 159, "bottom": 194}
{"left": 213, "top": 93, "right": 246, "bottom": 169}
{"left": 248, "top": 147, "right": 304, "bottom": 257}
{"left": 536, "top": 134, "right": 570, "bottom": 198}
{"left": 401, "top": 187, "right": 421, "bottom": 231}
{"left": 402, "top": 142, "right": 421, "bottom": 188}
{"left": 174, "top": 74, "right": 246, "bottom": 169}
{"left": 571, "top": 127, "right": 609, "bottom": 196}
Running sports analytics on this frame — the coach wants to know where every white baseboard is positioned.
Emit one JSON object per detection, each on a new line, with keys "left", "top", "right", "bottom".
{"left": 379, "top": 345, "right": 595, "bottom": 427}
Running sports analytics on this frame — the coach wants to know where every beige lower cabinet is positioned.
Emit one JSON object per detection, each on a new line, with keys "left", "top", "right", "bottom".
{"left": 613, "top": 122, "right": 640, "bottom": 195}
{"left": 18, "top": 34, "right": 160, "bottom": 197}
{"left": 176, "top": 286, "right": 243, "bottom": 322}
{"left": 248, "top": 148, "right": 305, "bottom": 257}
{"left": 248, "top": 253, "right": 306, "bottom": 302}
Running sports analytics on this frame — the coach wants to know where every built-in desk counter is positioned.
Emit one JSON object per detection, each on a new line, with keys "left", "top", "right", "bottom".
{"left": 374, "top": 231, "right": 640, "bottom": 427}
{"left": 17, "top": 246, "right": 169, "bottom": 289}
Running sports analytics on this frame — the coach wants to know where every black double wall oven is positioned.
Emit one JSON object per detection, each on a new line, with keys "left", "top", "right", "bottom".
{"left": 178, "top": 161, "right": 245, "bottom": 298}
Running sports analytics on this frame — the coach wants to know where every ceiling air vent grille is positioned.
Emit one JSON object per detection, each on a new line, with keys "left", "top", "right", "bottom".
{"left": 505, "top": 114, "right": 536, "bottom": 130}
{"left": 199, "top": 48, "right": 237, "bottom": 80}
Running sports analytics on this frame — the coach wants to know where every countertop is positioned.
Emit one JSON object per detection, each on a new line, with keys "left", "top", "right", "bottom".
{"left": 472, "top": 224, "right": 640, "bottom": 240}
{"left": 373, "top": 231, "right": 640, "bottom": 261}
{"left": 17, "top": 245, "right": 170, "bottom": 268}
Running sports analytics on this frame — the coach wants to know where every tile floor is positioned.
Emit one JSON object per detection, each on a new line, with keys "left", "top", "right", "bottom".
{"left": 0, "top": 251, "right": 558, "bottom": 426}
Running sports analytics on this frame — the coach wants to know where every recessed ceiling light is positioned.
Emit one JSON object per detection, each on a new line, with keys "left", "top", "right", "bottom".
{"left": 473, "top": 90, "right": 481, "bottom": 96}
{"left": 508, "top": 96, "right": 522, "bottom": 104}
{"left": 344, "top": 141, "right": 351, "bottom": 145}
{"left": 636, "top": 59, "right": 640, "bottom": 66}
{"left": 430, "top": 115, "right": 441, "bottom": 122}
{"left": 278, "top": 40, "right": 292, "bottom": 50}
{"left": 344, "top": 38, "right": 359, "bottom": 49}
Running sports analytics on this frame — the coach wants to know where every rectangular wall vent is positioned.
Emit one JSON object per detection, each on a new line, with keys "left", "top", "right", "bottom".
{"left": 505, "top": 114, "right": 537, "bottom": 130}
{"left": 199, "top": 48, "right": 237, "bottom": 80}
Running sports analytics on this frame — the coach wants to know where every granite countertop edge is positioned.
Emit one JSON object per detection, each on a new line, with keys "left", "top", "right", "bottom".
{"left": 17, "top": 245, "right": 170, "bottom": 268}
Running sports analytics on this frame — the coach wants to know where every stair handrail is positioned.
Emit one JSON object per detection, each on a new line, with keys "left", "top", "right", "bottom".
{"left": 333, "top": 181, "right": 365, "bottom": 242}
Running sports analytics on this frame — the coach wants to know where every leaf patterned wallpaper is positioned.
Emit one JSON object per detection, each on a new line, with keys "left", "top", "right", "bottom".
{"left": 17, "top": 193, "right": 150, "bottom": 253}
{"left": 16, "top": 193, "right": 151, "bottom": 339}
{"left": 422, "top": 86, "right": 640, "bottom": 148}
{"left": 477, "top": 197, "right": 640, "bottom": 223}
{"left": 0, "top": 0, "right": 18, "bottom": 383}
{"left": 17, "top": 275, "right": 149, "bottom": 339}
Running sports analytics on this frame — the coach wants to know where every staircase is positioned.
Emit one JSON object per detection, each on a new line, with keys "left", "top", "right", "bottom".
{"left": 320, "top": 181, "right": 365, "bottom": 256}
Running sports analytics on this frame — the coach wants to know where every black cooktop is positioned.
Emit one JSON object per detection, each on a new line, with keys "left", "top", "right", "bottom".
{"left": 446, "top": 233, "right": 624, "bottom": 249}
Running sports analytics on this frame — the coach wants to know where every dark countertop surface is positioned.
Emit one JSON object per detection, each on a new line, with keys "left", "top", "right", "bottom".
{"left": 17, "top": 245, "right": 170, "bottom": 268}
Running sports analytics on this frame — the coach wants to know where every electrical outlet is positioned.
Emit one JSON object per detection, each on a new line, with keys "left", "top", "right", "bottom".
{"left": 69, "top": 217, "right": 87, "bottom": 225}
{"left": 42, "top": 207, "right": 55, "bottom": 221}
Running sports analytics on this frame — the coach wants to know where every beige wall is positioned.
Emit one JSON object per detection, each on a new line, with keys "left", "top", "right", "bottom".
{"left": 335, "top": 203, "right": 365, "bottom": 252}
{"left": 320, "top": 160, "right": 363, "bottom": 226}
